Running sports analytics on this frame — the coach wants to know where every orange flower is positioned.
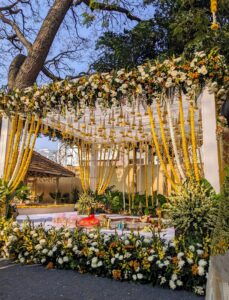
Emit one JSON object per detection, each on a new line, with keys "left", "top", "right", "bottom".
{"left": 46, "top": 262, "right": 54, "bottom": 269}
{"left": 191, "top": 264, "right": 198, "bottom": 275}
{"left": 97, "top": 252, "right": 105, "bottom": 258}
{"left": 112, "top": 269, "right": 122, "bottom": 280}
{"left": 109, "top": 242, "right": 118, "bottom": 248}
{"left": 188, "top": 72, "right": 199, "bottom": 79}
{"left": 202, "top": 252, "right": 209, "bottom": 259}
{"left": 172, "top": 256, "right": 179, "bottom": 264}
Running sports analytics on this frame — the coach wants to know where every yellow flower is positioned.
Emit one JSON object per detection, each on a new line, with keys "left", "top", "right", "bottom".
{"left": 211, "top": 23, "right": 219, "bottom": 30}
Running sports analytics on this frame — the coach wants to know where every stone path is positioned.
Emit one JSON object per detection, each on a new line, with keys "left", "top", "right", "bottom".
{"left": 0, "top": 259, "right": 204, "bottom": 300}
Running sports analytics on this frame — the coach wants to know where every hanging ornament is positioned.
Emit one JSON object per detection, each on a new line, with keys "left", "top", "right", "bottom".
{"left": 210, "top": 0, "right": 219, "bottom": 30}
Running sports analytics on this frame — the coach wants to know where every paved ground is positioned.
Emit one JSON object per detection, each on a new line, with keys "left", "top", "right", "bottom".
{"left": 0, "top": 259, "right": 204, "bottom": 300}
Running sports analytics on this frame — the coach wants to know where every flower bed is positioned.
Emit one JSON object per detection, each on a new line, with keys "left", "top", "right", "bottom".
{"left": 0, "top": 218, "right": 210, "bottom": 295}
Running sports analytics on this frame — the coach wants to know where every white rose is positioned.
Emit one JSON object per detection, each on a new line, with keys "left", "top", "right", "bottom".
{"left": 148, "top": 256, "right": 154, "bottom": 262}
{"left": 35, "top": 244, "right": 42, "bottom": 251}
{"left": 52, "top": 246, "right": 57, "bottom": 252}
{"left": 177, "top": 280, "right": 183, "bottom": 286}
{"left": 48, "top": 251, "right": 53, "bottom": 257}
{"left": 164, "top": 260, "right": 170, "bottom": 266}
{"left": 197, "top": 249, "right": 204, "bottom": 255}
{"left": 132, "top": 275, "right": 137, "bottom": 281}
{"left": 177, "top": 252, "right": 184, "bottom": 259}
{"left": 41, "top": 258, "right": 46, "bottom": 264}
{"left": 111, "top": 258, "right": 115, "bottom": 264}
{"left": 119, "top": 255, "right": 123, "bottom": 261}
{"left": 197, "top": 266, "right": 205, "bottom": 276}
{"left": 42, "top": 249, "right": 48, "bottom": 254}
{"left": 19, "top": 257, "right": 25, "bottom": 264}
{"left": 58, "top": 258, "right": 63, "bottom": 265}
{"left": 171, "top": 274, "right": 177, "bottom": 281}
{"left": 137, "top": 273, "right": 143, "bottom": 280}
{"left": 39, "top": 239, "right": 46, "bottom": 246}
{"left": 160, "top": 277, "right": 166, "bottom": 284}
{"left": 198, "top": 259, "right": 207, "bottom": 267}
{"left": 92, "top": 257, "right": 98, "bottom": 264}
{"left": 24, "top": 251, "right": 29, "bottom": 257}
{"left": 178, "top": 260, "right": 185, "bottom": 268}
{"left": 63, "top": 256, "right": 69, "bottom": 262}
{"left": 189, "top": 245, "right": 195, "bottom": 252}
{"left": 169, "top": 280, "right": 176, "bottom": 290}
{"left": 97, "top": 261, "right": 103, "bottom": 267}
{"left": 187, "top": 258, "right": 193, "bottom": 264}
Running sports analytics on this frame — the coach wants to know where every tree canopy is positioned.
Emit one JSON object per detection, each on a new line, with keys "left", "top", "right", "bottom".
{"left": 92, "top": 0, "right": 229, "bottom": 72}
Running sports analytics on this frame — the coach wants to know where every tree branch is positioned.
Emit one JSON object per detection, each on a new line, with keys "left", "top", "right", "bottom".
{"left": 0, "top": 11, "right": 62, "bottom": 82}
{"left": 81, "top": 0, "right": 142, "bottom": 22}
{"left": 0, "top": 12, "right": 32, "bottom": 50}
{"left": 41, "top": 66, "right": 62, "bottom": 81}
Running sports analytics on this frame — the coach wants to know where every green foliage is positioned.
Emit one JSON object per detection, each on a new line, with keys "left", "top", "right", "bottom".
{"left": 92, "top": 0, "right": 229, "bottom": 72}
{"left": 49, "top": 192, "right": 72, "bottom": 203}
{"left": 0, "top": 180, "right": 30, "bottom": 218}
{"left": 211, "top": 166, "right": 229, "bottom": 255}
{"left": 166, "top": 178, "right": 219, "bottom": 242}
{"left": 92, "top": 21, "right": 163, "bottom": 72}
{"left": 76, "top": 193, "right": 97, "bottom": 214}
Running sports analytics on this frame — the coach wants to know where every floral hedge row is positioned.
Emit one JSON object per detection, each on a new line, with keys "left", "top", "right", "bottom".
{"left": 0, "top": 218, "right": 210, "bottom": 296}
{"left": 0, "top": 50, "right": 228, "bottom": 118}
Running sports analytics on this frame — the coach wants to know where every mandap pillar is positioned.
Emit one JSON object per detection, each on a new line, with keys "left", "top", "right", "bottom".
{"left": 200, "top": 88, "right": 220, "bottom": 193}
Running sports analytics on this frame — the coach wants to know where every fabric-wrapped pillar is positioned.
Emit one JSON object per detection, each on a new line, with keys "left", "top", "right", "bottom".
{"left": 200, "top": 88, "right": 220, "bottom": 193}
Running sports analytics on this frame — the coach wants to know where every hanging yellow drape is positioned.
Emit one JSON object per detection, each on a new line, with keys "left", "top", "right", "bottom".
{"left": 127, "top": 144, "right": 131, "bottom": 212}
{"left": 144, "top": 143, "right": 149, "bottom": 208}
{"left": 147, "top": 105, "right": 178, "bottom": 192}
{"left": 131, "top": 144, "right": 136, "bottom": 209}
{"left": 3, "top": 115, "right": 18, "bottom": 180}
{"left": 179, "top": 92, "right": 191, "bottom": 178}
{"left": 97, "top": 144, "right": 118, "bottom": 195}
{"left": 189, "top": 101, "right": 200, "bottom": 181}
{"left": 156, "top": 102, "right": 180, "bottom": 183}
{"left": 2, "top": 115, "right": 41, "bottom": 193}
{"left": 151, "top": 145, "right": 154, "bottom": 207}
{"left": 77, "top": 141, "right": 90, "bottom": 192}
{"left": 10, "top": 118, "right": 41, "bottom": 192}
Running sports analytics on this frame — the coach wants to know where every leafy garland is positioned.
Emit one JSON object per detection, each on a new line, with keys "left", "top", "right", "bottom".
{"left": 0, "top": 50, "right": 228, "bottom": 119}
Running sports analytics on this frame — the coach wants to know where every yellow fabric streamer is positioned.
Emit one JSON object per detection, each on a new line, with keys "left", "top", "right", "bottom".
{"left": 98, "top": 144, "right": 118, "bottom": 195}
{"left": 144, "top": 143, "right": 149, "bottom": 208}
{"left": 3, "top": 115, "right": 17, "bottom": 180}
{"left": 189, "top": 102, "right": 200, "bottom": 181}
{"left": 156, "top": 102, "right": 180, "bottom": 183}
{"left": 147, "top": 105, "right": 178, "bottom": 192}
{"left": 10, "top": 118, "right": 41, "bottom": 192}
{"left": 10, "top": 116, "right": 35, "bottom": 190}
{"left": 5, "top": 117, "right": 24, "bottom": 181}
{"left": 179, "top": 93, "right": 191, "bottom": 178}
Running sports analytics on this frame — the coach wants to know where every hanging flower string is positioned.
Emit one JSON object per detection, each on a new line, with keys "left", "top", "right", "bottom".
{"left": 210, "top": 0, "right": 219, "bottom": 30}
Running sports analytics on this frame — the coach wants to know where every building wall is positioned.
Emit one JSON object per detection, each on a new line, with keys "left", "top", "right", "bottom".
{"left": 28, "top": 164, "right": 172, "bottom": 203}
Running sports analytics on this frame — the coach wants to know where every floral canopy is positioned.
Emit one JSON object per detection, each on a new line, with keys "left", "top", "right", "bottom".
{"left": 0, "top": 50, "right": 228, "bottom": 195}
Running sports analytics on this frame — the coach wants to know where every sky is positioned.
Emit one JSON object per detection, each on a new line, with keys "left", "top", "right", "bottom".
{"left": 0, "top": 1, "right": 155, "bottom": 151}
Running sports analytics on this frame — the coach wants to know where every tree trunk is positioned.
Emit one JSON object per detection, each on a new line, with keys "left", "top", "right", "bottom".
{"left": 14, "top": 0, "right": 73, "bottom": 89}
